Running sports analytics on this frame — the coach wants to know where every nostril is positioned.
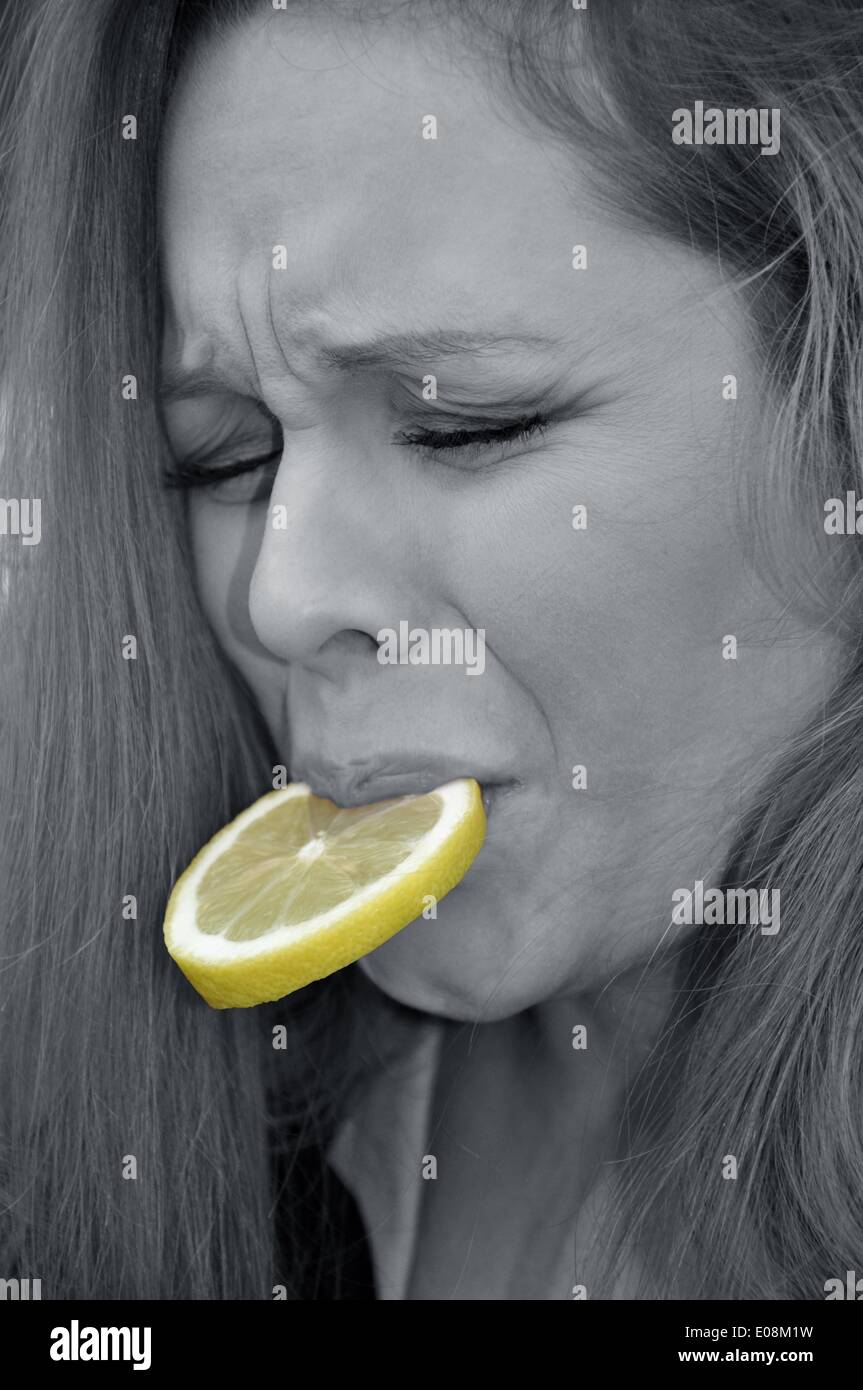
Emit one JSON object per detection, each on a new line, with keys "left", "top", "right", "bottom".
{"left": 316, "top": 629, "right": 381, "bottom": 661}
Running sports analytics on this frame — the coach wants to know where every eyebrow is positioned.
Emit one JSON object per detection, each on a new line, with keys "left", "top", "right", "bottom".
{"left": 159, "top": 330, "right": 559, "bottom": 399}
{"left": 315, "top": 329, "right": 561, "bottom": 372}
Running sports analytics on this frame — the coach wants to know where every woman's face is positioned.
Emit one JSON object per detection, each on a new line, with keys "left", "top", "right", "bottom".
{"left": 159, "top": 13, "right": 838, "bottom": 1021}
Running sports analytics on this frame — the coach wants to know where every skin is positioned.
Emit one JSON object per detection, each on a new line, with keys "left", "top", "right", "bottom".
{"left": 158, "top": 11, "right": 841, "bottom": 1295}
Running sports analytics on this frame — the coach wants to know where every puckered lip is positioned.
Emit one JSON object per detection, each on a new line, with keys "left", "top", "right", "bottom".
{"left": 290, "top": 756, "right": 515, "bottom": 812}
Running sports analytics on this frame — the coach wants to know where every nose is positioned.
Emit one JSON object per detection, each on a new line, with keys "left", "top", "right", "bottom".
{"left": 247, "top": 431, "right": 414, "bottom": 668}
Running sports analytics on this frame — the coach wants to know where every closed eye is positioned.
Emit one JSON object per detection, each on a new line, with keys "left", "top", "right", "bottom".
{"left": 162, "top": 450, "right": 282, "bottom": 488}
{"left": 161, "top": 449, "right": 282, "bottom": 504}
{"left": 161, "top": 411, "right": 551, "bottom": 498}
{"left": 394, "top": 412, "right": 548, "bottom": 460}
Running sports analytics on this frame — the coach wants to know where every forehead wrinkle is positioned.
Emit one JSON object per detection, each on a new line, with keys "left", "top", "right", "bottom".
{"left": 260, "top": 259, "right": 572, "bottom": 374}
{"left": 159, "top": 312, "right": 259, "bottom": 400}
{"left": 160, "top": 228, "right": 263, "bottom": 398}
{"left": 231, "top": 253, "right": 315, "bottom": 400}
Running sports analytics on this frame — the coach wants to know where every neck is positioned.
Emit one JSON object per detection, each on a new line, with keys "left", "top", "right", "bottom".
{"left": 529, "top": 950, "right": 679, "bottom": 1081}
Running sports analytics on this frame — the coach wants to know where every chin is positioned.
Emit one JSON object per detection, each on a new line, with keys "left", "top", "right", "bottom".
{"left": 355, "top": 939, "right": 542, "bottom": 1024}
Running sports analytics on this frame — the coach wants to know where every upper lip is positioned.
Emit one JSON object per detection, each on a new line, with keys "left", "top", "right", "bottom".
{"left": 291, "top": 755, "right": 506, "bottom": 808}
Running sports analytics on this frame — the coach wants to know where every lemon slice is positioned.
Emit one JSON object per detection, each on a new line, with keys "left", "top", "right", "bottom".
{"left": 163, "top": 777, "right": 486, "bottom": 1009}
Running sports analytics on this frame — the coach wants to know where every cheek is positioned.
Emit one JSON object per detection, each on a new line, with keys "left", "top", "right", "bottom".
{"left": 188, "top": 499, "right": 287, "bottom": 730}
{"left": 189, "top": 501, "right": 240, "bottom": 640}
{"left": 467, "top": 425, "right": 752, "bottom": 777}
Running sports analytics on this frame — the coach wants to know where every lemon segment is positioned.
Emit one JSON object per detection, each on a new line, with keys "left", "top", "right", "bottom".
{"left": 163, "top": 777, "right": 486, "bottom": 1008}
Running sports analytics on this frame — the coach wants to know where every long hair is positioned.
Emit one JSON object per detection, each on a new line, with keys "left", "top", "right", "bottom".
{"left": 1, "top": 0, "right": 861, "bottom": 1299}
{"left": 0, "top": 0, "right": 394, "bottom": 1300}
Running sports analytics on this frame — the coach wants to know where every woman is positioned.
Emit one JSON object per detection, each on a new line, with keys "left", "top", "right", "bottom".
{"left": 1, "top": 0, "right": 862, "bottom": 1300}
